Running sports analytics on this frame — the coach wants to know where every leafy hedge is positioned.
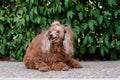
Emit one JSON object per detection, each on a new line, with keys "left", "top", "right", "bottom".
{"left": 0, "top": 0, "right": 120, "bottom": 61}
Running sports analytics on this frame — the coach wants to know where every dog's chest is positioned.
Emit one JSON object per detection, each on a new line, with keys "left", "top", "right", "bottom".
{"left": 50, "top": 44, "right": 64, "bottom": 53}
{"left": 42, "top": 45, "right": 66, "bottom": 65}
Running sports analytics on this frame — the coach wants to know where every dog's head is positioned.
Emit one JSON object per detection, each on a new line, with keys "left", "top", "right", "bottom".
{"left": 48, "top": 21, "right": 65, "bottom": 44}
{"left": 41, "top": 21, "right": 74, "bottom": 55}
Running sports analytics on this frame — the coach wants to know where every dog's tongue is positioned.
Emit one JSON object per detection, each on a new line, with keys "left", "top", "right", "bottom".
{"left": 52, "top": 38, "right": 56, "bottom": 42}
{"left": 50, "top": 37, "right": 57, "bottom": 43}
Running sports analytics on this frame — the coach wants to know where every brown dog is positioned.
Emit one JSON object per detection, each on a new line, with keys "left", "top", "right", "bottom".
{"left": 23, "top": 21, "right": 82, "bottom": 71}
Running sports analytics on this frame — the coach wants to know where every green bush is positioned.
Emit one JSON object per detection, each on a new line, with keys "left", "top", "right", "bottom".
{"left": 0, "top": 0, "right": 120, "bottom": 61}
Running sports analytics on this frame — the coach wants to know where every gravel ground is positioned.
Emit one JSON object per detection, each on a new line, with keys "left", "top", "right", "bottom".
{"left": 0, "top": 61, "right": 120, "bottom": 79}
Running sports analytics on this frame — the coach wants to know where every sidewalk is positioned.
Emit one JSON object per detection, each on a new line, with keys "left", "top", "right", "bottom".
{"left": 0, "top": 78, "right": 119, "bottom": 80}
{"left": 0, "top": 61, "right": 120, "bottom": 79}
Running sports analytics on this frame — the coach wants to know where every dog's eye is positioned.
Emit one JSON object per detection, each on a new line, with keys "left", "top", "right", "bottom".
{"left": 56, "top": 30, "right": 60, "bottom": 33}
{"left": 49, "top": 31, "right": 51, "bottom": 33}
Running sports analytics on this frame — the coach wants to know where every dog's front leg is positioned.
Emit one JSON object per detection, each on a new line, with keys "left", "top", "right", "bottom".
{"left": 51, "top": 62, "right": 69, "bottom": 71}
{"left": 35, "top": 61, "right": 50, "bottom": 72}
{"left": 68, "top": 58, "right": 83, "bottom": 68}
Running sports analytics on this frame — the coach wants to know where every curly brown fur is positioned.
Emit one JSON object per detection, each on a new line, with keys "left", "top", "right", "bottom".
{"left": 23, "top": 21, "right": 82, "bottom": 71}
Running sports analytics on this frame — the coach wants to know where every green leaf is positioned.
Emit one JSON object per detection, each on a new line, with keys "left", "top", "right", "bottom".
{"left": 18, "top": 34, "right": 23, "bottom": 40}
{"left": 93, "top": 20, "right": 98, "bottom": 26}
{"left": 83, "top": 35, "right": 88, "bottom": 45}
{"left": 16, "top": 18, "right": 25, "bottom": 27}
{"left": 88, "top": 36, "right": 94, "bottom": 43}
{"left": 0, "top": 24, "right": 4, "bottom": 33}
{"left": 0, "top": 15, "right": 5, "bottom": 21}
{"left": 7, "top": 17, "right": 13, "bottom": 23}
{"left": 17, "top": 8, "right": 23, "bottom": 15}
{"left": 80, "top": 44, "right": 86, "bottom": 54}
{"left": 104, "top": 36, "right": 109, "bottom": 46}
{"left": 104, "top": 17, "right": 110, "bottom": 26}
{"left": 14, "top": 16, "right": 21, "bottom": 22}
{"left": 10, "top": 0, "right": 14, "bottom": 2}
{"left": 57, "top": 5, "right": 62, "bottom": 12}
{"left": 0, "top": 39, "right": 7, "bottom": 55}
{"left": 74, "top": 26, "right": 80, "bottom": 35}
{"left": 55, "top": 0, "right": 60, "bottom": 4}
{"left": 32, "top": 7, "right": 38, "bottom": 15}
{"left": 67, "top": 11, "right": 74, "bottom": 19}
{"left": 38, "top": 6, "right": 44, "bottom": 14}
{"left": 36, "top": 17, "right": 40, "bottom": 24}
{"left": 114, "top": 10, "right": 120, "bottom": 18}
{"left": 65, "top": 19, "right": 71, "bottom": 26}
{"left": 116, "top": 41, "right": 120, "bottom": 50}
{"left": 90, "top": 9, "right": 100, "bottom": 17}
{"left": 15, "top": 0, "right": 20, "bottom": 3}
{"left": 76, "top": 4, "right": 83, "bottom": 11}
{"left": 65, "top": 0, "right": 69, "bottom": 8}
{"left": 78, "top": 12, "right": 83, "bottom": 21}
{"left": 103, "top": 11, "right": 111, "bottom": 16}
{"left": 110, "top": 41, "right": 115, "bottom": 48}
{"left": 115, "top": 25, "right": 120, "bottom": 36}
{"left": 108, "top": 0, "right": 116, "bottom": 7}
{"left": 104, "top": 46, "right": 109, "bottom": 53}
{"left": 30, "top": 0, "right": 34, "bottom": 4}
{"left": 26, "top": 15, "right": 29, "bottom": 22}
{"left": 97, "top": 15, "right": 103, "bottom": 25}
{"left": 100, "top": 46, "right": 104, "bottom": 57}
{"left": 81, "top": 23, "right": 88, "bottom": 30}
{"left": 40, "top": 17, "right": 46, "bottom": 27}
{"left": 89, "top": 46, "right": 96, "bottom": 54}
{"left": 110, "top": 51, "right": 117, "bottom": 60}
{"left": 88, "top": 20, "right": 94, "bottom": 30}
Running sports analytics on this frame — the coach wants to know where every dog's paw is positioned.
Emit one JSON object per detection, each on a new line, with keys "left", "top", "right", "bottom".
{"left": 35, "top": 62, "right": 50, "bottom": 72}
{"left": 73, "top": 62, "right": 83, "bottom": 68}
{"left": 69, "top": 59, "right": 83, "bottom": 68}
{"left": 38, "top": 66, "right": 50, "bottom": 72}
{"left": 51, "top": 62, "right": 69, "bottom": 71}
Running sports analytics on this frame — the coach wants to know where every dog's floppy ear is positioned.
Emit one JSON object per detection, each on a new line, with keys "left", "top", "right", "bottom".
{"left": 63, "top": 27, "right": 74, "bottom": 55}
{"left": 41, "top": 30, "right": 51, "bottom": 53}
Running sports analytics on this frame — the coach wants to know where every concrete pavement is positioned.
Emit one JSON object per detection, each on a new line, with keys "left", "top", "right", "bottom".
{"left": 0, "top": 78, "right": 119, "bottom": 80}
{"left": 0, "top": 61, "right": 120, "bottom": 80}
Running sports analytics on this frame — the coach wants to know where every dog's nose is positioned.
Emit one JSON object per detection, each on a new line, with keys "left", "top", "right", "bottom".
{"left": 49, "top": 34, "right": 53, "bottom": 38}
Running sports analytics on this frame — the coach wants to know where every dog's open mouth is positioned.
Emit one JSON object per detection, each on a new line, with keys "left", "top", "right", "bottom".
{"left": 50, "top": 37, "right": 58, "bottom": 42}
